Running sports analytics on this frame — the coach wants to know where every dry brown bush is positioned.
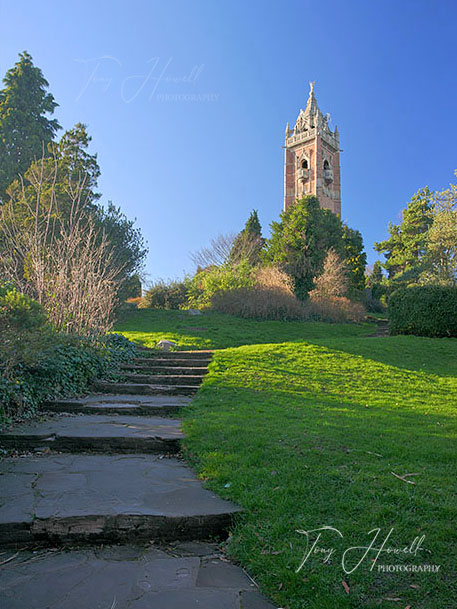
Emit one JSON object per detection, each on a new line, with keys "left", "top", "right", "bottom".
{"left": 210, "top": 263, "right": 366, "bottom": 323}
{"left": 0, "top": 155, "right": 124, "bottom": 336}
{"left": 126, "top": 297, "right": 142, "bottom": 306}
{"left": 311, "top": 248, "right": 349, "bottom": 298}
{"left": 256, "top": 266, "right": 294, "bottom": 293}
{"left": 211, "top": 286, "right": 307, "bottom": 320}
{"left": 305, "top": 295, "right": 365, "bottom": 323}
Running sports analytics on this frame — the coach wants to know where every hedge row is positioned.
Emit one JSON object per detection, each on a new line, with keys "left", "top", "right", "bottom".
{"left": 388, "top": 286, "right": 457, "bottom": 337}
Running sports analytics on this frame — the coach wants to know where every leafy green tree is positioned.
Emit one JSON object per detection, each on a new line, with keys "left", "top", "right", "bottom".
{"left": 4, "top": 124, "right": 146, "bottom": 293}
{"left": 0, "top": 51, "right": 60, "bottom": 201}
{"left": 94, "top": 201, "right": 148, "bottom": 283}
{"left": 367, "top": 261, "right": 383, "bottom": 285}
{"left": 374, "top": 188, "right": 433, "bottom": 280}
{"left": 188, "top": 259, "right": 255, "bottom": 307}
{"left": 266, "top": 196, "right": 345, "bottom": 299}
{"left": 422, "top": 209, "right": 457, "bottom": 284}
{"left": 366, "top": 261, "right": 385, "bottom": 300}
{"left": 244, "top": 209, "right": 262, "bottom": 238}
{"left": 55, "top": 123, "right": 101, "bottom": 204}
{"left": 6, "top": 123, "right": 99, "bottom": 216}
{"left": 342, "top": 225, "right": 367, "bottom": 291}
{"left": 421, "top": 174, "right": 457, "bottom": 284}
{"left": 230, "top": 209, "right": 265, "bottom": 265}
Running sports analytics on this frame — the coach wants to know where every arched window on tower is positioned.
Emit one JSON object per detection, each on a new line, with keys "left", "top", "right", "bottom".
{"left": 323, "top": 159, "right": 333, "bottom": 183}
{"left": 301, "top": 160, "right": 308, "bottom": 169}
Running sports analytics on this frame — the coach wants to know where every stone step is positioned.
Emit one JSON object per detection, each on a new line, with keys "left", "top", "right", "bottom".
{"left": 91, "top": 381, "right": 198, "bottom": 396}
{"left": 121, "top": 373, "right": 205, "bottom": 386}
{"left": 44, "top": 394, "right": 191, "bottom": 416}
{"left": 0, "top": 454, "right": 242, "bottom": 546}
{"left": 0, "top": 543, "right": 276, "bottom": 609}
{"left": 0, "top": 415, "right": 183, "bottom": 454}
{"left": 134, "top": 357, "right": 212, "bottom": 367}
{"left": 137, "top": 349, "right": 213, "bottom": 359}
{"left": 122, "top": 364, "right": 209, "bottom": 375}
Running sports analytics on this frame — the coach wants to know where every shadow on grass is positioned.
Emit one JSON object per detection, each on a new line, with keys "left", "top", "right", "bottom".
{"left": 308, "top": 335, "right": 457, "bottom": 377}
{"left": 182, "top": 385, "right": 457, "bottom": 609}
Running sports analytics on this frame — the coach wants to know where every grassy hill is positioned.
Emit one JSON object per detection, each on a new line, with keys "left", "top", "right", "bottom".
{"left": 114, "top": 309, "right": 457, "bottom": 609}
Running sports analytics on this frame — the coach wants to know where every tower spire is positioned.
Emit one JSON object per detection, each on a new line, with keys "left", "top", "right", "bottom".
{"left": 304, "top": 81, "right": 319, "bottom": 120}
{"left": 283, "top": 82, "right": 341, "bottom": 216}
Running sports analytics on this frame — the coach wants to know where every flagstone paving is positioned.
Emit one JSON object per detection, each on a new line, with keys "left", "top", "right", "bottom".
{"left": 44, "top": 393, "right": 192, "bottom": 415}
{"left": 0, "top": 348, "right": 277, "bottom": 608}
{"left": 0, "top": 414, "right": 183, "bottom": 453}
{"left": 0, "top": 453, "right": 242, "bottom": 545}
{"left": 0, "top": 543, "right": 274, "bottom": 609}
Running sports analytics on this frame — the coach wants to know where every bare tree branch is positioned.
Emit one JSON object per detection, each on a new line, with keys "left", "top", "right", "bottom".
{"left": 0, "top": 153, "right": 124, "bottom": 336}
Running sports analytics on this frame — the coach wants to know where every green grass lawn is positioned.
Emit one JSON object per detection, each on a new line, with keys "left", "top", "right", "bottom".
{"left": 114, "top": 308, "right": 375, "bottom": 349}
{"left": 114, "top": 310, "right": 457, "bottom": 609}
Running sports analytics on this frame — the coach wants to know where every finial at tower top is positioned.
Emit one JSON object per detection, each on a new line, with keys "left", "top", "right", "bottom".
{"left": 309, "top": 81, "right": 316, "bottom": 95}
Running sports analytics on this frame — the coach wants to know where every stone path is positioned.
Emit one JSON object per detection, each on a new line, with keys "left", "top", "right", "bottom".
{"left": 366, "top": 318, "right": 389, "bottom": 337}
{"left": 0, "top": 348, "right": 275, "bottom": 608}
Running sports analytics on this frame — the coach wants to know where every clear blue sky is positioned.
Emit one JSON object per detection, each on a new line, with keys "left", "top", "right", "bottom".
{"left": 1, "top": 0, "right": 456, "bottom": 282}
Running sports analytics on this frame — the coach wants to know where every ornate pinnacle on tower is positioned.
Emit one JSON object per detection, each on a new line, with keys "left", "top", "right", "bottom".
{"left": 283, "top": 80, "right": 341, "bottom": 216}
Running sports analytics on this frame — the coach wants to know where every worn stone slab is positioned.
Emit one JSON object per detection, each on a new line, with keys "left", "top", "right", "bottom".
{"left": 122, "top": 364, "right": 209, "bottom": 375}
{"left": 44, "top": 394, "right": 192, "bottom": 416}
{"left": 91, "top": 381, "right": 198, "bottom": 396}
{"left": 0, "top": 454, "right": 242, "bottom": 546}
{"left": 121, "top": 373, "right": 205, "bottom": 386}
{"left": 136, "top": 349, "right": 213, "bottom": 359}
{"left": 0, "top": 544, "right": 276, "bottom": 609}
{"left": 0, "top": 415, "right": 183, "bottom": 454}
{"left": 134, "top": 357, "right": 212, "bottom": 367}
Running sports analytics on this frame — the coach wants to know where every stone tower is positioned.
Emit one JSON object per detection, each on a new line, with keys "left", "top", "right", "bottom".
{"left": 284, "top": 82, "right": 341, "bottom": 215}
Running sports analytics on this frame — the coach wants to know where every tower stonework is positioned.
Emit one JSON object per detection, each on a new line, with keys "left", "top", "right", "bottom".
{"left": 284, "top": 83, "right": 341, "bottom": 215}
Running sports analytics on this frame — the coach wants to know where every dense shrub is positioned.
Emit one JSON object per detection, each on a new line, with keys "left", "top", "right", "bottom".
{"left": 0, "top": 283, "right": 139, "bottom": 423}
{"left": 0, "top": 285, "right": 51, "bottom": 372}
{"left": 140, "top": 279, "right": 189, "bottom": 310}
{"left": 388, "top": 285, "right": 457, "bottom": 337}
{"left": 188, "top": 260, "right": 256, "bottom": 308}
{"left": 103, "top": 332, "right": 139, "bottom": 367}
{"left": 1, "top": 332, "right": 138, "bottom": 424}
{"left": 362, "top": 292, "right": 386, "bottom": 313}
{"left": 0, "top": 285, "right": 47, "bottom": 329}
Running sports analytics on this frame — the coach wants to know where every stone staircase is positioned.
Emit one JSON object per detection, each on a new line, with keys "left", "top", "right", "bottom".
{"left": 0, "top": 348, "right": 275, "bottom": 609}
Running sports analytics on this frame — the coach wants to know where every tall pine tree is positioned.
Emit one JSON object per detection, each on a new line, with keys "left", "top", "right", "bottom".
{"left": 0, "top": 51, "right": 60, "bottom": 201}
{"left": 374, "top": 188, "right": 433, "bottom": 280}
{"left": 230, "top": 209, "right": 265, "bottom": 265}
{"left": 342, "top": 225, "right": 367, "bottom": 291}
